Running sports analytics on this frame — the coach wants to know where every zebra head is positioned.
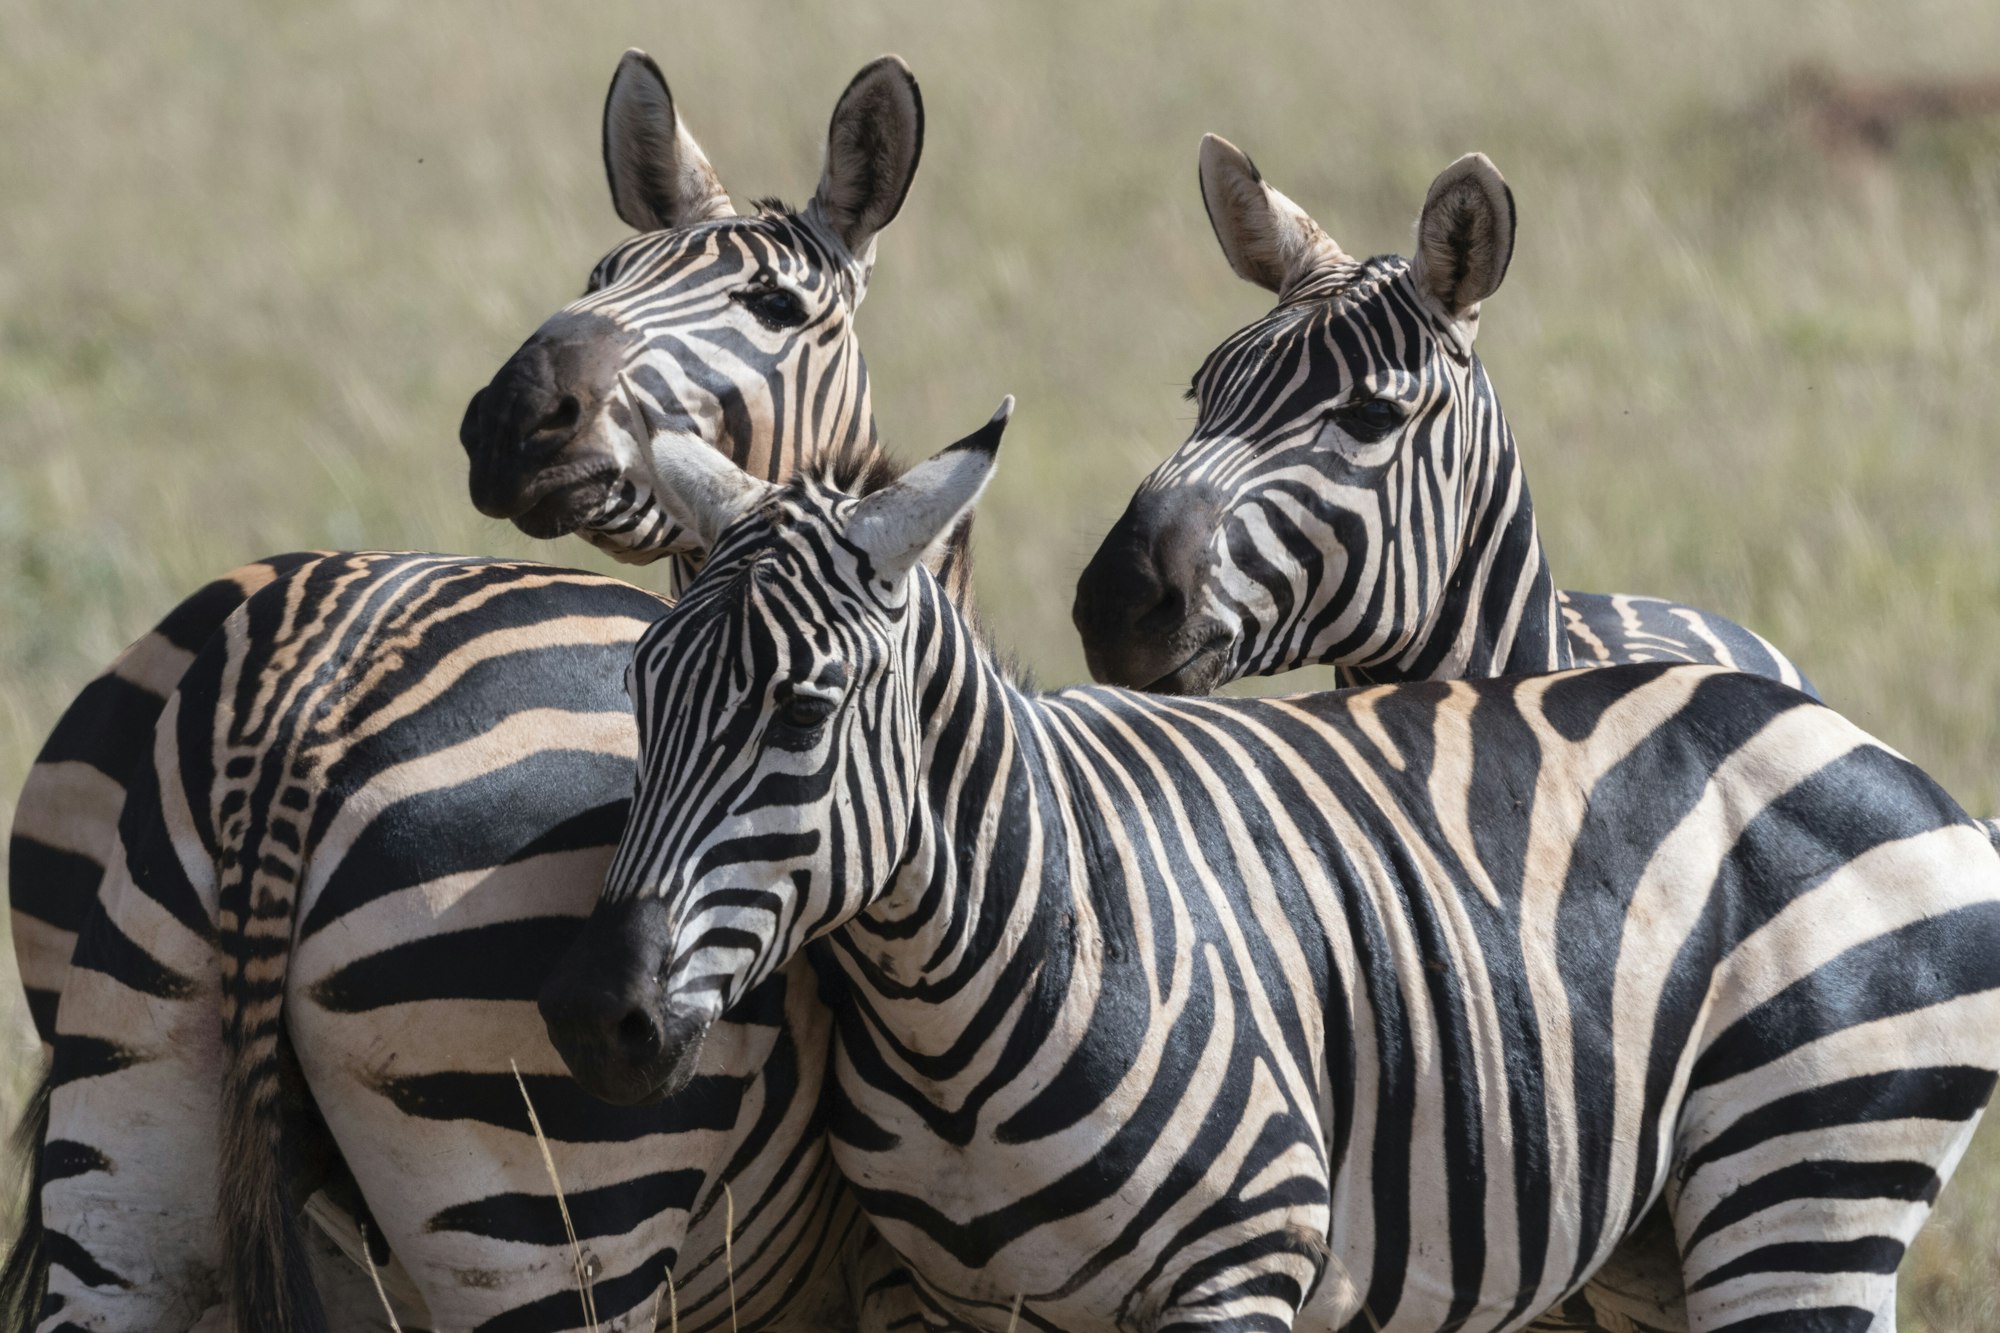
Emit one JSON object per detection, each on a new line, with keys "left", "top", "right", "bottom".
{"left": 538, "top": 400, "right": 1011, "bottom": 1106}
{"left": 460, "top": 49, "right": 923, "bottom": 565}
{"left": 1073, "top": 138, "right": 1518, "bottom": 692}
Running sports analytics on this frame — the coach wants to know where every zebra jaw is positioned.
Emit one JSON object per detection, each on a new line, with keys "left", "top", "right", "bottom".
{"left": 1142, "top": 632, "right": 1234, "bottom": 695}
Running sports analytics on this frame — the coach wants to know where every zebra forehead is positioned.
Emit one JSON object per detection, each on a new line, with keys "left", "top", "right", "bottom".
{"left": 1226, "top": 255, "right": 1427, "bottom": 348}
{"left": 594, "top": 211, "right": 851, "bottom": 291}
{"left": 647, "top": 484, "right": 866, "bottom": 621}
{"left": 1187, "top": 254, "right": 1462, "bottom": 424}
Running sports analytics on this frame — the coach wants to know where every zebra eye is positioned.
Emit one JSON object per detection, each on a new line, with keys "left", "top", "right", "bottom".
{"left": 774, "top": 691, "right": 837, "bottom": 733}
{"left": 736, "top": 285, "right": 808, "bottom": 330}
{"left": 1329, "top": 397, "right": 1404, "bottom": 444}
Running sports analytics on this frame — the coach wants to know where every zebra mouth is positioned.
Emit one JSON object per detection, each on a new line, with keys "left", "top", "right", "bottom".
{"left": 1143, "top": 635, "right": 1232, "bottom": 695}
{"left": 511, "top": 468, "right": 622, "bottom": 539}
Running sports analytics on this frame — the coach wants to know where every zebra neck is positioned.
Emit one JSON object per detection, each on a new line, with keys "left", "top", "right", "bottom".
{"left": 1344, "top": 420, "right": 1572, "bottom": 686}
{"left": 844, "top": 578, "right": 1071, "bottom": 1045}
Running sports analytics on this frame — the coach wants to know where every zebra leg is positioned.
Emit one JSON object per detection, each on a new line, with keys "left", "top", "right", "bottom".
{"left": 35, "top": 711, "right": 226, "bottom": 1329}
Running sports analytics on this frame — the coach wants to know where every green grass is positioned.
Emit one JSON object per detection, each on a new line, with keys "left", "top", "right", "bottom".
{"left": 3, "top": 1, "right": 1998, "bottom": 1323}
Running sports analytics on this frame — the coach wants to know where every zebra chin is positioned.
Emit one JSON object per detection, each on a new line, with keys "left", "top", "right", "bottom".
{"left": 1082, "top": 623, "right": 1236, "bottom": 695}
{"left": 537, "top": 895, "right": 711, "bottom": 1106}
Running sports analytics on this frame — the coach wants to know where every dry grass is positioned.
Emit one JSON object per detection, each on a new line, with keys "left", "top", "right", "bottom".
{"left": 2, "top": 1, "right": 1998, "bottom": 1325}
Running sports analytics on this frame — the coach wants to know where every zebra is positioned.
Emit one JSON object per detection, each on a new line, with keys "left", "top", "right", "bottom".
{"left": 1064, "top": 147, "right": 2000, "bottom": 1329}
{"left": 8, "top": 48, "right": 951, "bottom": 1332}
{"left": 539, "top": 403, "right": 2000, "bottom": 1333}
{"left": 1071, "top": 138, "right": 1817, "bottom": 700}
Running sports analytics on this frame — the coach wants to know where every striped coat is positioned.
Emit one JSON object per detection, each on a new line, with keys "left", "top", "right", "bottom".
{"left": 544, "top": 414, "right": 2000, "bottom": 1333}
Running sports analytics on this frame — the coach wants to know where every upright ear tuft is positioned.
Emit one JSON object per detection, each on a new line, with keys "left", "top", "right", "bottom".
{"left": 1199, "top": 133, "right": 1346, "bottom": 296}
{"left": 1411, "top": 153, "right": 1515, "bottom": 322}
{"left": 631, "top": 383, "right": 772, "bottom": 552}
{"left": 812, "top": 56, "right": 925, "bottom": 265}
{"left": 845, "top": 396, "right": 1010, "bottom": 585}
{"left": 602, "top": 49, "right": 736, "bottom": 233}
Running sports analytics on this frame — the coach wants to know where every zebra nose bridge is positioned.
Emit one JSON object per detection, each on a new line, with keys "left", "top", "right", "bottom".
{"left": 1075, "top": 480, "right": 1226, "bottom": 640}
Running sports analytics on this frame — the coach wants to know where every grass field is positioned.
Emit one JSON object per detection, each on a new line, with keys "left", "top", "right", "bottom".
{"left": 4, "top": 0, "right": 1999, "bottom": 1323}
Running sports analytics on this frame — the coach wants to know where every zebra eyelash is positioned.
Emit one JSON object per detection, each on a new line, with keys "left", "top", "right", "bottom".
{"left": 1321, "top": 396, "right": 1406, "bottom": 445}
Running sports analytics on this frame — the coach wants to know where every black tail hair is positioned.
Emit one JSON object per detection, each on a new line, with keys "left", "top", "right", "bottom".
{"left": 218, "top": 1018, "right": 328, "bottom": 1331}
{"left": 0, "top": 1071, "right": 52, "bottom": 1330}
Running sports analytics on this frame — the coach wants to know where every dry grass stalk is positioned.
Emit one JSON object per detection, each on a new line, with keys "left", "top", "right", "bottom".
{"left": 511, "top": 1058, "right": 599, "bottom": 1331}
{"left": 1006, "top": 1292, "right": 1023, "bottom": 1331}
{"left": 357, "top": 1220, "right": 405, "bottom": 1333}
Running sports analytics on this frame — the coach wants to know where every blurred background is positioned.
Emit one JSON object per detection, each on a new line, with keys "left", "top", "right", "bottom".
{"left": 3, "top": 1, "right": 1997, "bottom": 1322}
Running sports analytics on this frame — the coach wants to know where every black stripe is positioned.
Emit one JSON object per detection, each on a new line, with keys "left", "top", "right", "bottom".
{"left": 33, "top": 674, "right": 164, "bottom": 775}
{"left": 1692, "top": 901, "right": 2000, "bottom": 1090}
{"left": 428, "top": 1168, "right": 703, "bottom": 1245}
{"left": 372, "top": 1070, "right": 746, "bottom": 1142}
{"left": 1689, "top": 1235, "right": 1904, "bottom": 1291}
{"left": 8, "top": 838, "right": 103, "bottom": 936}
{"left": 1683, "top": 1158, "right": 1937, "bottom": 1254}
{"left": 310, "top": 917, "right": 585, "bottom": 1012}
{"left": 41, "top": 1231, "right": 130, "bottom": 1290}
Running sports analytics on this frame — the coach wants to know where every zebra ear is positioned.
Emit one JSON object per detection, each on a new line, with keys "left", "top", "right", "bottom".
{"left": 846, "top": 397, "right": 1011, "bottom": 585}
{"left": 602, "top": 49, "right": 736, "bottom": 233}
{"left": 644, "top": 422, "right": 773, "bottom": 553}
{"left": 1199, "top": 134, "right": 1346, "bottom": 297}
{"left": 811, "top": 56, "right": 924, "bottom": 275}
{"left": 1411, "top": 153, "right": 1515, "bottom": 324}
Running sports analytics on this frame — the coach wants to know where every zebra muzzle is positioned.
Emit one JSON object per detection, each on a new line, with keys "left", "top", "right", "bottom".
{"left": 462, "top": 309, "right": 638, "bottom": 524}
{"left": 538, "top": 895, "right": 707, "bottom": 1105}
{"left": 1073, "top": 480, "right": 1229, "bottom": 689}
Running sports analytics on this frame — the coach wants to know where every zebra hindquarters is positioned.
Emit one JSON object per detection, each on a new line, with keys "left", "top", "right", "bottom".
{"left": 284, "top": 833, "right": 687, "bottom": 1328}
{"left": 284, "top": 804, "right": 861, "bottom": 1327}
{"left": 1666, "top": 822, "right": 2000, "bottom": 1333}
{"left": 8, "top": 553, "right": 319, "bottom": 1054}
{"left": 36, "top": 695, "right": 229, "bottom": 1329}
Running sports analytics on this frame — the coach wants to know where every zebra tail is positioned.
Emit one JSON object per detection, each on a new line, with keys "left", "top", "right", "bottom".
{"left": 216, "top": 852, "right": 326, "bottom": 1330}
{"left": 218, "top": 1001, "right": 327, "bottom": 1333}
{"left": 0, "top": 1071, "right": 52, "bottom": 1330}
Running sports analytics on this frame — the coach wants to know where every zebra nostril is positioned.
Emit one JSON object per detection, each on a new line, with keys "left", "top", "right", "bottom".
{"left": 532, "top": 395, "right": 582, "bottom": 440}
{"left": 616, "top": 1007, "right": 661, "bottom": 1058}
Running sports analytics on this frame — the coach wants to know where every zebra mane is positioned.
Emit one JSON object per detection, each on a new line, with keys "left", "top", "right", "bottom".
{"left": 752, "top": 196, "right": 797, "bottom": 217}
{"left": 1276, "top": 252, "right": 1407, "bottom": 308}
